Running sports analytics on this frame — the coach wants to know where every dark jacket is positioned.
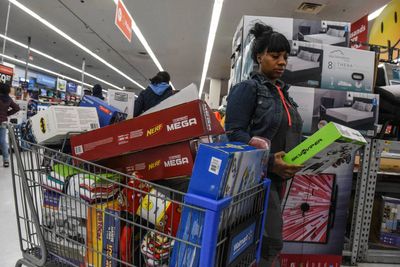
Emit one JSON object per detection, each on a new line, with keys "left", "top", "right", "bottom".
{"left": 134, "top": 85, "right": 173, "bottom": 117}
{"left": 0, "top": 95, "right": 20, "bottom": 123}
{"left": 225, "top": 72, "right": 303, "bottom": 180}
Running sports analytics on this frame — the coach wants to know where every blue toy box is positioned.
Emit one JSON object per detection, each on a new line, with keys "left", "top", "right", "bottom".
{"left": 79, "top": 95, "right": 127, "bottom": 127}
{"left": 187, "top": 142, "right": 269, "bottom": 200}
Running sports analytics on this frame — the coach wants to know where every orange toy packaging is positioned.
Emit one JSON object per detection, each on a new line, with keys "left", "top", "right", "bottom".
{"left": 71, "top": 100, "right": 224, "bottom": 162}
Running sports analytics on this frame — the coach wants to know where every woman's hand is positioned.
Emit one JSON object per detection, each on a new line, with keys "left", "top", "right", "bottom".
{"left": 271, "top": 151, "right": 303, "bottom": 179}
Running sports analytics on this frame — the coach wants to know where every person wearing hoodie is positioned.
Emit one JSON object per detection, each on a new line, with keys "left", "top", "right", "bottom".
{"left": 134, "top": 71, "right": 173, "bottom": 117}
{"left": 0, "top": 83, "right": 20, "bottom": 167}
{"left": 92, "top": 84, "right": 104, "bottom": 100}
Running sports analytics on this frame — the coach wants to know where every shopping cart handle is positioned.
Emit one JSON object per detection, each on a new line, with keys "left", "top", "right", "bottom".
{"left": 184, "top": 193, "right": 232, "bottom": 211}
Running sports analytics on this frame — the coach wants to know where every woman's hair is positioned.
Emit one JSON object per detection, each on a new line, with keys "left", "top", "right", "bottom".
{"left": 250, "top": 22, "right": 291, "bottom": 63}
{"left": 150, "top": 71, "right": 170, "bottom": 84}
{"left": 0, "top": 83, "right": 11, "bottom": 95}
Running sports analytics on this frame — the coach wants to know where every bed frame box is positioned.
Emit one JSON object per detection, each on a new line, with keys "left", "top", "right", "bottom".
{"left": 283, "top": 122, "right": 366, "bottom": 174}
{"left": 70, "top": 100, "right": 224, "bottom": 162}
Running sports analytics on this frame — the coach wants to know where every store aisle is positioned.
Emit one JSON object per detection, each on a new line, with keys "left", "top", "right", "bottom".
{"left": 0, "top": 164, "right": 20, "bottom": 266}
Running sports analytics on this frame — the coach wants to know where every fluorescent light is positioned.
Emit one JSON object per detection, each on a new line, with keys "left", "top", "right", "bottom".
{"left": 0, "top": 34, "right": 124, "bottom": 91}
{"left": 112, "top": 0, "right": 175, "bottom": 90}
{"left": 198, "top": 0, "right": 224, "bottom": 98}
{"left": 368, "top": 4, "right": 387, "bottom": 21}
{"left": 9, "top": 0, "right": 145, "bottom": 89}
{"left": 0, "top": 53, "right": 93, "bottom": 88}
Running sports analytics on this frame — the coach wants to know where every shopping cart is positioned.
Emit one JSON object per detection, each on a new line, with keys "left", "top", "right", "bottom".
{"left": 6, "top": 122, "right": 271, "bottom": 267}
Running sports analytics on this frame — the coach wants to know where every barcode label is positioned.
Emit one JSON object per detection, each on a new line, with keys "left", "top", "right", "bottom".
{"left": 90, "top": 123, "right": 99, "bottom": 130}
{"left": 209, "top": 157, "right": 222, "bottom": 175}
{"left": 74, "top": 145, "right": 83, "bottom": 155}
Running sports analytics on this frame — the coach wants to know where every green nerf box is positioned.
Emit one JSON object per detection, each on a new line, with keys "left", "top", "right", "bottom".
{"left": 283, "top": 122, "right": 367, "bottom": 174}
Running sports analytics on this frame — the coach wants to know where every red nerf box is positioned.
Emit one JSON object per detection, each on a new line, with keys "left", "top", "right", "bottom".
{"left": 98, "top": 141, "right": 197, "bottom": 181}
{"left": 70, "top": 100, "right": 223, "bottom": 162}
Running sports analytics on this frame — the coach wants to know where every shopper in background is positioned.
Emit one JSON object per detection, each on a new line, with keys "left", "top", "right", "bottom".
{"left": 0, "top": 83, "right": 20, "bottom": 167}
{"left": 134, "top": 71, "right": 173, "bottom": 117}
{"left": 225, "top": 23, "right": 303, "bottom": 267}
{"left": 92, "top": 84, "right": 104, "bottom": 100}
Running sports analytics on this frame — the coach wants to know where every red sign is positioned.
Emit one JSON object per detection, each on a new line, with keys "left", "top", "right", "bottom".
{"left": 0, "top": 64, "right": 14, "bottom": 85}
{"left": 115, "top": 0, "right": 132, "bottom": 42}
{"left": 350, "top": 15, "right": 368, "bottom": 50}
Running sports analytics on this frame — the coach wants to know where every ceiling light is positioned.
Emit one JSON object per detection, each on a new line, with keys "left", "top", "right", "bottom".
{"left": 198, "top": 0, "right": 224, "bottom": 98}
{"left": 112, "top": 0, "right": 175, "bottom": 90}
{"left": 368, "top": 4, "right": 387, "bottom": 21}
{"left": 0, "top": 53, "right": 93, "bottom": 88}
{"left": 9, "top": 0, "right": 145, "bottom": 89}
{"left": 0, "top": 34, "right": 123, "bottom": 91}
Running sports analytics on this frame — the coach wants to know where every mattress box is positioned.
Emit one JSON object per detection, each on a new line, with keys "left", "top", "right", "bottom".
{"left": 30, "top": 106, "right": 100, "bottom": 145}
{"left": 97, "top": 141, "right": 198, "bottom": 181}
{"left": 188, "top": 142, "right": 268, "bottom": 200}
{"left": 70, "top": 100, "right": 224, "bottom": 162}
{"left": 79, "top": 95, "right": 127, "bottom": 127}
{"left": 283, "top": 122, "right": 366, "bottom": 174}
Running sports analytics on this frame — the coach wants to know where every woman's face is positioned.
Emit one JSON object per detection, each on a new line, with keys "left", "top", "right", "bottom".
{"left": 257, "top": 50, "right": 288, "bottom": 81}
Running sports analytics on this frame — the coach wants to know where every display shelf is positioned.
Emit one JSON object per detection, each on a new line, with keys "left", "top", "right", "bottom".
{"left": 364, "top": 249, "right": 400, "bottom": 264}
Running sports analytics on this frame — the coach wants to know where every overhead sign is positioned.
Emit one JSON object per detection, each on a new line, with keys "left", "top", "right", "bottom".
{"left": 0, "top": 64, "right": 14, "bottom": 85}
{"left": 115, "top": 0, "right": 132, "bottom": 42}
{"left": 350, "top": 15, "right": 368, "bottom": 50}
{"left": 57, "top": 77, "right": 67, "bottom": 92}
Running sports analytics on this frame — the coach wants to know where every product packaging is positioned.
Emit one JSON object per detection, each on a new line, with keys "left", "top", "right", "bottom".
{"left": 71, "top": 100, "right": 224, "bottom": 162}
{"left": 79, "top": 95, "right": 127, "bottom": 127}
{"left": 30, "top": 106, "right": 99, "bottom": 145}
{"left": 380, "top": 196, "right": 400, "bottom": 248}
{"left": 98, "top": 141, "right": 198, "bottom": 181}
{"left": 187, "top": 142, "right": 268, "bottom": 200}
{"left": 102, "top": 208, "right": 121, "bottom": 267}
{"left": 283, "top": 122, "right": 366, "bottom": 174}
{"left": 107, "top": 89, "right": 135, "bottom": 118}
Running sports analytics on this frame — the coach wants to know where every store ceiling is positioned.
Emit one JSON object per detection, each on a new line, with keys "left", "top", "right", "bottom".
{"left": 0, "top": 0, "right": 391, "bottom": 96}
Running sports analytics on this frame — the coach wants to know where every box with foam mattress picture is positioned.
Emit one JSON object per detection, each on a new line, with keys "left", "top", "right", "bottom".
{"left": 97, "top": 140, "right": 198, "bottom": 181}
{"left": 283, "top": 122, "right": 366, "bottom": 174}
{"left": 70, "top": 100, "right": 224, "bottom": 162}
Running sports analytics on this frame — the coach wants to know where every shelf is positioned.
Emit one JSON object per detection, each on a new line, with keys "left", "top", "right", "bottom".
{"left": 365, "top": 248, "right": 400, "bottom": 264}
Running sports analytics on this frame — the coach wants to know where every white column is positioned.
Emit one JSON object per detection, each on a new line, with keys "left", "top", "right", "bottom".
{"left": 208, "top": 78, "right": 221, "bottom": 109}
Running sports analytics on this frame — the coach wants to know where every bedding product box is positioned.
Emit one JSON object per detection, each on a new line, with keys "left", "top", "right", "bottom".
{"left": 187, "top": 142, "right": 268, "bottom": 200}
{"left": 79, "top": 95, "right": 127, "bottom": 127}
{"left": 289, "top": 86, "right": 379, "bottom": 136}
{"left": 30, "top": 106, "right": 99, "bottom": 145}
{"left": 97, "top": 141, "right": 198, "bottom": 181}
{"left": 380, "top": 196, "right": 400, "bottom": 248}
{"left": 107, "top": 89, "right": 135, "bottom": 118}
{"left": 283, "top": 122, "right": 366, "bottom": 174}
{"left": 71, "top": 100, "right": 224, "bottom": 162}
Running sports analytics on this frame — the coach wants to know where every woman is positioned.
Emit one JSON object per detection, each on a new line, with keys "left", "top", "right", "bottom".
{"left": 0, "top": 83, "right": 20, "bottom": 167}
{"left": 225, "top": 23, "right": 303, "bottom": 266}
{"left": 134, "top": 71, "right": 173, "bottom": 117}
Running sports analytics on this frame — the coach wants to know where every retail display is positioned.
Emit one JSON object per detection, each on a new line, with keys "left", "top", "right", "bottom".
{"left": 380, "top": 196, "right": 400, "bottom": 248}
{"left": 0, "top": 63, "right": 14, "bottom": 85}
{"left": 107, "top": 89, "right": 135, "bottom": 117}
{"left": 283, "top": 122, "right": 366, "bottom": 174}
{"left": 187, "top": 142, "right": 269, "bottom": 200}
{"left": 71, "top": 100, "right": 224, "bottom": 162}
{"left": 97, "top": 141, "right": 198, "bottom": 181}
{"left": 29, "top": 106, "right": 100, "bottom": 144}
{"left": 289, "top": 86, "right": 380, "bottom": 136}
{"left": 79, "top": 95, "right": 127, "bottom": 127}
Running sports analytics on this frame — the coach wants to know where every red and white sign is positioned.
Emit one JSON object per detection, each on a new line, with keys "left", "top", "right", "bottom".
{"left": 0, "top": 64, "right": 14, "bottom": 85}
{"left": 115, "top": 0, "right": 132, "bottom": 42}
{"left": 350, "top": 15, "right": 368, "bottom": 50}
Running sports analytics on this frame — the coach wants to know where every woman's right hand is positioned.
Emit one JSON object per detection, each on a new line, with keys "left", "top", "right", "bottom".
{"left": 271, "top": 151, "right": 303, "bottom": 179}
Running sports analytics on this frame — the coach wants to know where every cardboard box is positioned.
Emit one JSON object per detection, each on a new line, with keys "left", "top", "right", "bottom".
{"left": 71, "top": 100, "right": 224, "bottom": 162}
{"left": 289, "top": 86, "right": 380, "bottom": 136}
{"left": 8, "top": 100, "right": 28, "bottom": 124}
{"left": 79, "top": 95, "right": 127, "bottom": 127}
{"left": 283, "top": 122, "right": 366, "bottom": 174}
{"left": 102, "top": 208, "right": 121, "bottom": 267}
{"left": 107, "top": 89, "right": 135, "bottom": 118}
{"left": 98, "top": 141, "right": 197, "bottom": 181}
{"left": 187, "top": 142, "right": 268, "bottom": 200}
{"left": 30, "top": 106, "right": 99, "bottom": 144}
{"left": 380, "top": 196, "right": 400, "bottom": 248}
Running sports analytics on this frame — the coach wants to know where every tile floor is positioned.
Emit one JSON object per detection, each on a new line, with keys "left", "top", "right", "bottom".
{"left": 0, "top": 161, "right": 399, "bottom": 267}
